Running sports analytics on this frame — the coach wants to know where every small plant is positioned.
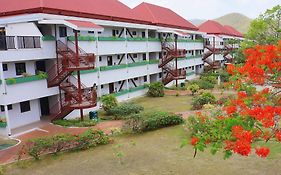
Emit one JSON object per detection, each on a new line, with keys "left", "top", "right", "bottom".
{"left": 123, "top": 111, "right": 184, "bottom": 133}
{"left": 6, "top": 78, "right": 16, "bottom": 84}
{"left": 37, "top": 71, "right": 48, "bottom": 79}
{"left": 25, "top": 129, "right": 109, "bottom": 160}
{"left": 52, "top": 119, "right": 97, "bottom": 127}
{"left": 22, "top": 72, "right": 31, "bottom": 77}
{"left": 107, "top": 103, "right": 144, "bottom": 120}
{"left": 176, "top": 92, "right": 180, "bottom": 97}
{"left": 191, "top": 92, "right": 216, "bottom": 110}
{"left": 101, "top": 94, "right": 118, "bottom": 113}
{"left": 188, "top": 84, "right": 200, "bottom": 96}
{"left": 147, "top": 82, "right": 164, "bottom": 97}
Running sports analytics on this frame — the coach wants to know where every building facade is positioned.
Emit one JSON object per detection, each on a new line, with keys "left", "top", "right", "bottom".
{"left": 0, "top": 1, "right": 243, "bottom": 136}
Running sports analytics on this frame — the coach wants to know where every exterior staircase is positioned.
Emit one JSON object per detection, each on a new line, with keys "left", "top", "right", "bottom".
{"left": 202, "top": 40, "right": 222, "bottom": 70}
{"left": 159, "top": 40, "right": 187, "bottom": 85}
{"left": 47, "top": 40, "right": 97, "bottom": 121}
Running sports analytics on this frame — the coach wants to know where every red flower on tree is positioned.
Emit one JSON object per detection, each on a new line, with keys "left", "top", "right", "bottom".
{"left": 255, "top": 147, "right": 270, "bottom": 158}
{"left": 191, "top": 137, "right": 199, "bottom": 146}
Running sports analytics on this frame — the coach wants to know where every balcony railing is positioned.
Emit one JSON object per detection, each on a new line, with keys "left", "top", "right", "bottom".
{"left": 17, "top": 36, "right": 41, "bottom": 49}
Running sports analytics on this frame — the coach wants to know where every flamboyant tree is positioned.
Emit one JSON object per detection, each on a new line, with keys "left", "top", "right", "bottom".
{"left": 187, "top": 41, "right": 281, "bottom": 159}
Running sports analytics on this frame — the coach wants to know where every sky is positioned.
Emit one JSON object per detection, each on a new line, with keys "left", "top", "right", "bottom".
{"left": 119, "top": 0, "right": 281, "bottom": 19}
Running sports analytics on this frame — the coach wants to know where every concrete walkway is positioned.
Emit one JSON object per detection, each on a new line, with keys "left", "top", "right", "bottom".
{"left": 0, "top": 120, "right": 124, "bottom": 165}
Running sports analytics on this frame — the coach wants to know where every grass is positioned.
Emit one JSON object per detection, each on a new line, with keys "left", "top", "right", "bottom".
{"left": 130, "top": 95, "right": 193, "bottom": 113}
{"left": 3, "top": 126, "right": 281, "bottom": 175}
{"left": 52, "top": 118, "right": 97, "bottom": 127}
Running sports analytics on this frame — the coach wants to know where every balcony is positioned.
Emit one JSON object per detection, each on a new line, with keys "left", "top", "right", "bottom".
{"left": 0, "top": 35, "right": 56, "bottom": 62}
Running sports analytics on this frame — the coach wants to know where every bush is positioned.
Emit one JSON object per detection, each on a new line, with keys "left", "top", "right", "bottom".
{"left": 107, "top": 103, "right": 144, "bottom": 120}
{"left": 191, "top": 92, "right": 216, "bottom": 110}
{"left": 24, "top": 129, "right": 109, "bottom": 160}
{"left": 123, "top": 111, "right": 184, "bottom": 133}
{"left": 52, "top": 119, "right": 97, "bottom": 127}
{"left": 147, "top": 82, "right": 164, "bottom": 97}
{"left": 188, "top": 84, "right": 200, "bottom": 95}
{"left": 190, "top": 79, "right": 215, "bottom": 90}
{"left": 101, "top": 94, "right": 118, "bottom": 113}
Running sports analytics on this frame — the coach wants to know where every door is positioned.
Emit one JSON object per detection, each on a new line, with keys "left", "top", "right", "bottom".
{"left": 0, "top": 28, "right": 7, "bottom": 50}
{"left": 109, "top": 83, "right": 115, "bottom": 94}
{"left": 36, "top": 61, "right": 46, "bottom": 74}
{"left": 40, "top": 97, "right": 50, "bottom": 116}
{"left": 107, "top": 56, "right": 113, "bottom": 66}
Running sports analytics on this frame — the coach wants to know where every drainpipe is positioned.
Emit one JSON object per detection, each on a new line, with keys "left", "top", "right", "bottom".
{"left": 74, "top": 30, "right": 84, "bottom": 121}
{"left": 0, "top": 62, "right": 11, "bottom": 136}
{"left": 95, "top": 30, "right": 102, "bottom": 108}
{"left": 175, "top": 34, "right": 178, "bottom": 87}
{"left": 124, "top": 28, "right": 129, "bottom": 99}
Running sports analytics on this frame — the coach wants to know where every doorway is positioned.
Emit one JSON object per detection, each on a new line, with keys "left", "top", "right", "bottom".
{"left": 39, "top": 97, "right": 50, "bottom": 116}
{"left": 36, "top": 60, "right": 46, "bottom": 73}
{"left": 107, "top": 56, "right": 113, "bottom": 66}
{"left": 0, "top": 28, "right": 7, "bottom": 50}
{"left": 109, "top": 83, "right": 115, "bottom": 94}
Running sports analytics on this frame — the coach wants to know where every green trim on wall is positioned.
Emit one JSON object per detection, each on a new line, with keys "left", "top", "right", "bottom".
{"left": 128, "top": 61, "right": 148, "bottom": 67}
{"left": 127, "top": 37, "right": 147, "bottom": 41}
{"left": 98, "top": 37, "right": 126, "bottom": 41}
{"left": 129, "top": 85, "right": 146, "bottom": 92}
{"left": 148, "top": 38, "right": 161, "bottom": 42}
{"left": 149, "top": 59, "right": 159, "bottom": 64}
{"left": 186, "top": 72, "right": 196, "bottom": 76}
{"left": 68, "top": 36, "right": 96, "bottom": 41}
{"left": 42, "top": 35, "right": 56, "bottom": 41}
{"left": 114, "top": 89, "right": 129, "bottom": 97}
{"left": 6, "top": 75, "right": 47, "bottom": 85}
{"left": 100, "top": 64, "right": 127, "bottom": 71}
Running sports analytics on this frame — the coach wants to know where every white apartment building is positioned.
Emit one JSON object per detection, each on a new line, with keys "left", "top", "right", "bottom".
{"left": 0, "top": 0, "right": 209, "bottom": 136}
{"left": 199, "top": 20, "right": 244, "bottom": 69}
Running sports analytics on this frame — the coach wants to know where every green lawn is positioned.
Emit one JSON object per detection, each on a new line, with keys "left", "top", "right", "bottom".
{"left": 131, "top": 95, "right": 193, "bottom": 113}
{"left": 3, "top": 126, "right": 281, "bottom": 175}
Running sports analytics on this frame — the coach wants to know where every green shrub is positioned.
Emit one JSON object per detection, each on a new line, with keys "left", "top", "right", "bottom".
{"left": 196, "top": 80, "right": 215, "bottom": 90}
{"left": 124, "top": 111, "right": 184, "bottom": 133}
{"left": 147, "top": 82, "right": 164, "bottom": 97}
{"left": 37, "top": 71, "right": 48, "bottom": 79}
{"left": 0, "top": 166, "right": 5, "bottom": 175}
{"left": 101, "top": 94, "right": 118, "bottom": 113}
{"left": 188, "top": 84, "right": 200, "bottom": 95}
{"left": 107, "top": 103, "right": 144, "bottom": 120}
{"left": 52, "top": 119, "right": 97, "bottom": 127}
{"left": 25, "top": 129, "right": 109, "bottom": 160}
{"left": 191, "top": 92, "right": 216, "bottom": 110}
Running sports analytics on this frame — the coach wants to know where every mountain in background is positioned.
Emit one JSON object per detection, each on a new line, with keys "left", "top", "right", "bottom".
{"left": 190, "top": 13, "right": 252, "bottom": 34}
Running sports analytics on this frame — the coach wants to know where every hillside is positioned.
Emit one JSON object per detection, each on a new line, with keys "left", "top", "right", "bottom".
{"left": 214, "top": 13, "right": 252, "bottom": 34}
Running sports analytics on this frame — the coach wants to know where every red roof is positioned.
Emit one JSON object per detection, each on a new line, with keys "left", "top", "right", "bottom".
{"left": 0, "top": 0, "right": 147, "bottom": 24}
{"left": 133, "top": 2, "right": 198, "bottom": 31}
{"left": 198, "top": 20, "right": 232, "bottom": 36}
{"left": 224, "top": 25, "right": 243, "bottom": 37}
{"left": 66, "top": 20, "right": 103, "bottom": 29}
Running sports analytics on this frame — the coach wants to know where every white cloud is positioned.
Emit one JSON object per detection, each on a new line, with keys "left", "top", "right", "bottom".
{"left": 119, "top": 0, "right": 281, "bottom": 19}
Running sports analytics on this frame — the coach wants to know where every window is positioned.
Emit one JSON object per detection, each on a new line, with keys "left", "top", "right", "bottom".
{"left": 192, "top": 66, "right": 194, "bottom": 70}
{"left": 99, "top": 56, "right": 102, "bottom": 62}
{"left": 144, "top": 76, "right": 147, "bottom": 82}
{"left": 143, "top": 54, "right": 146, "bottom": 61}
{"left": 133, "top": 54, "right": 137, "bottom": 58}
{"left": 15, "top": 63, "right": 26, "bottom": 76}
{"left": 0, "top": 105, "right": 10, "bottom": 112}
{"left": 59, "top": 27, "right": 67, "bottom": 37}
{"left": 142, "top": 32, "right": 146, "bottom": 38}
{"left": 134, "top": 77, "right": 138, "bottom": 81}
{"left": 132, "top": 31, "right": 137, "bottom": 35}
{"left": 101, "top": 85, "right": 104, "bottom": 89}
{"left": 20, "top": 101, "right": 30, "bottom": 113}
{"left": 117, "top": 55, "right": 120, "bottom": 60}
{"left": 118, "top": 81, "right": 122, "bottom": 84}
{"left": 88, "top": 31, "right": 95, "bottom": 34}
{"left": 3, "top": 64, "right": 8, "bottom": 71}
{"left": 112, "top": 30, "right": 119, "bottom": 37}
{"left": 159, "top": 73, "right": 162, "bottom": 78}
{"left": 98, "top": 32, "right": 102, "bottom": 34}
